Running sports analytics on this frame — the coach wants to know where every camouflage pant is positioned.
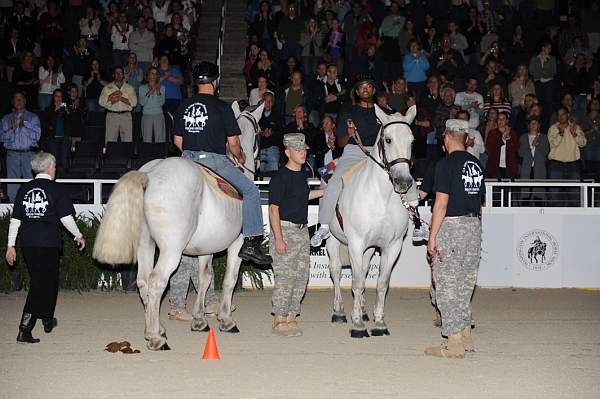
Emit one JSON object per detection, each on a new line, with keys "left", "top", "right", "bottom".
{"left": 432, "top": 217, "right": 481, "bottom": 337}
{"left": 269, "top": 225, "right": 310, "bottom": 316}
{"left": 169, "top": 255, "right": 219, "bottom": 310}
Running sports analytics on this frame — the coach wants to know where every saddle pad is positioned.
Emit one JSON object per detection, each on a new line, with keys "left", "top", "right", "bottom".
{"left": 342, "top": 159, "right": 367, "bottom": 185}
{"left": 196, "top": 164, "right": 242, "bottom": 201}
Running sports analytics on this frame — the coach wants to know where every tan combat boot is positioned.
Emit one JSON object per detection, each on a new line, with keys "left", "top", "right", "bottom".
{"left": 168, "top": 308, "right": 193, "bottom": 321}
{"left": 461, "top": 326, "right": 474, "bottom": 352}
{"left": 286, "top": 312, "right": 302, "bottom": 337}
{"left": 424, "top": 333, "right": 465, "bottom": 358}
{"left": 272, "top": 315, "right": 290, "bottom": 337}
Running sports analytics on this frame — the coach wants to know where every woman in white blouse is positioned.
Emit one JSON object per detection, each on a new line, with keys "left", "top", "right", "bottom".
{"left": 152, "top": 0, "right": 171, "bottom": 30}
{"left": 38, "top": 55, "right": 65, "bottom": 111}
{"left": 248, "top": 75, "right": 273, "bottom": 106}
{"left": 111, "top": 13, "right": 133, "bottom": 68}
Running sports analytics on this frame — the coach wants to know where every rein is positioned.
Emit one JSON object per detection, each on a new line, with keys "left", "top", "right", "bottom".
{"left": 352, "top": 120, "right": 412, "bottom": 175}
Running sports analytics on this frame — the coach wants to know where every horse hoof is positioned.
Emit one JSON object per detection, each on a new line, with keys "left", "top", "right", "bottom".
{"left": 362, "top": 313, "right": 370, "bottom": 322}
{"left": 331, "top": 314, "right": 347, "bottom": 324}
{"left": 350, "top": 329, "right": 370, "bottom": 338}
{"left": 221, "top": 325, "right": 240, "bottom": 333}
{"left": 371, "top": 328, "right": 390, "bottom": 336}
{"left": 191, "top": 325, "right": 210, "bottom": 332}
{"left": 158, "top": 343, "right": 170, "bottom": 351}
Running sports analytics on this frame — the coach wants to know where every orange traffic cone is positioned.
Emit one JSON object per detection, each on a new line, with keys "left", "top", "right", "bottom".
{"left": 202, "top": 328, "right": 220, "bottom": 360}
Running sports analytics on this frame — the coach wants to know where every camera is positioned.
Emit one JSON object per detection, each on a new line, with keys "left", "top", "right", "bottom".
{"left": 60, "top": 102, "right": 67, "bottom": 108}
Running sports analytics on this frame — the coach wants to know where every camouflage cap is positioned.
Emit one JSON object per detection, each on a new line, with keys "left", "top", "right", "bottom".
{"left": 445, "top": 119, "right": 469, "bottom": 133}
{"left": 283, "top": 133, "right": 310, "bottom": 150}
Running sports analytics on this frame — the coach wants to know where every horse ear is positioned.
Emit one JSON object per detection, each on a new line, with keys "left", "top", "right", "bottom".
{"left": 251, "top": 101, "right": 265, "bottom": 120}
{"left": 374, "top": 104, "right": 389, "bottom": 125}
{"left": 231, "top": 101, "right": 241, "bottom": 119}
{"left": 403, "top": 105, "right": 417, "bottom": 125}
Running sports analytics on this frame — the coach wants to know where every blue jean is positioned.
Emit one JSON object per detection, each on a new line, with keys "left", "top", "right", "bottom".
{"left": 7, "top": 150, "right": 34, "bottom": 202}
{"left": 182, "top": 150, "right": 264, "bottom": 237}
{"left": 259, "top": 146, "right": 280, "bottom": 172}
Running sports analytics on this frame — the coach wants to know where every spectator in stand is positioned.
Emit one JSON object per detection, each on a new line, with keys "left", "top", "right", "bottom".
{"left": 480, "top": 57, "right": 507, "bottom": 95}
{"left": 84, "top": 58, "right": 109, "bottom": 112}
{"left": 529, "top": 41, "right": 558, "bottom": 120}
{"left": 278, "top": 56, "right": 300, "bottom": 87}
{"left": 138, "top": 66, "right": 166, "bottom": 143}
{"left": 41, "top": 89, "right": 71, "bottom": 170}
{"left": 299, "top": 16, "right": 323, "bottom": 77}
{"left": 484, "top": 84, "right": 512, "bottom": 117}
{"left": 12, "top": 51, "right": 39, "bottom": 110}
{"left": 549, "top": 93, "right": 587, "bottom": 127}
{"left": 250, "top": 49, "right": 277, "bottom": 92}
{"left": 152, "top": 0, "right": 170, "bottom": 32}
{"left": 249, "top": 75, "right": 273, "bottom": 106}
{"left": 379, "top": 1, "right": 404, "bottom": 82}
{"left": 433, "top": 87, "right": 460, "bottom": 146}
{"left": 285, "top": 105, "right": 320, "bottom": 173}
{"left": 79, "top": 6, "right": 101, "bottom": 55}
{"left": 146, "top": 17, "right": 158, "bottom": 47}
{"left": 485, "top": 111, "right": 518, "bottom": 179}
{"left": 111, "top": 13, "right": 133, "bottom": 68}
{"left": 483, "top": 106, "right": 498, "bottom": 143}
{"left": 250, "top": 1, "right": 277, "bottom": 54}
{"left": 455, "top": 77, "right": 484, "bottom": 130}
{"left": 387, "top": 76, "right": 408, "bottom": 114}
{"left": 462, "top": 6, "right": 484, "bottom": 67}
{"left": 316, "top": 115, "right": 341, "bottom": 170}
{"left": 2, "top": 28, "right": 31, "bottom": 84}
{"left": 71, "top": 38, "right": 92, "bottom": 96}
{"left": 258, "top": 92, "right": 283, "bottom": 174}
{"left": 504, "top": 25, "right": 530, "bottom": 73}
{"left": 7, "top": 2, "right": 35, "bottom": 46}
{"left": 582, "top": 98, "right": 600, "bottom": 162}
{"left": 457, "top": 110, "right": 484, "bottom": 162}
{"left": 38, "top": 55, "right": 65, "bottom": 112}
{"left": 403, "top": 39, "right": 429, "bottom": 99}
{"left": 157, "top": 54, "right": 183, "bottom": 116}
{"left": 564, "top": 54, "right": 592, "bottom": 113}
{"left": 519, "top": 117, "right": 549, "bottom": 180}
{"left": 124, "top": 53, "right": 143, "bottom": 97}
{"left": 514, "top": 93, "right": 539, "bottom": 136}
{"left": 418, "top": 75, "right": 441, "bottom": 162}
{"left": 548, "top": 106, "right": 587, "bottom": 180}
{"left": 508, "top": 64, "right": 535, "bottom": 124}
{"left": 244, "top": 43, "right": 261, "bottom": 95}
{"left": 342, "top": 2, "right": 369, "bottom": 67}
{"left": 276, "top": 3, "right": 304, "bottom": 61}
{"left": 171, "top": 13, "right": 191, "bottom": 69}
{"left": 1, "top": 91, "right": 41, "bottom": 201}
{"left": 281, "top": 70, "right": 309, "bottom": 125}
{"left": 129, "top": 16, "right": 156, "bottom": 73}
{"left": 323, "top": 18, "right": 345, "bottom": 73}
{"left": 168, "top": 2, "right": 192, "bottom": 31}
{"left": 65, "top": 83, "right": 86, "bottom": 147}
{"left": 356, "top": 44, "right": 384, "bottom": 89}
{"left": 558, "top": 15, "right": 587, "bottom": 61}
{"left": 448, "top": 20, "right": 468, "bottom": 62}
{"left": 157, "top": 24, "right": 182, "bottom": 67}
{"left": 319, "top": 64, "right": 347, "bottom": 120}
{"left": 39, "top": 1, "right": 64, "bottom": 59}
{"left": 398, "top": 19, "right": 416, "bottom": 59}
{"left": 98, "top": 65, "right": 137, "bottom": 145}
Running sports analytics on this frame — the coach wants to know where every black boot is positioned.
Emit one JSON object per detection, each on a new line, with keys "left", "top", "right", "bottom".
{"left": 17, "top": 313, "right": 40, "bottom": 343}
{"left": 238, "top": 236, "right": 273, "bottom": 266}
{"left": 43, "top": 318, "right": 58, "bottom": 333}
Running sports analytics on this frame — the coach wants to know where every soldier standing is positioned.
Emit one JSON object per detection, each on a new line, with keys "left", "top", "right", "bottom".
{"left": 268, "top": 133, "right": 324, "bottom": 337}
{"left": 425, "top": 119, "right": 485, "bottom": 358}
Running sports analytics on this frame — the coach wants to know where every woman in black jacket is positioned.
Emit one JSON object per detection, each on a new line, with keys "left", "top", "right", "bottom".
{"left": 42, "top": 89, "right": 72, "bottom": 170}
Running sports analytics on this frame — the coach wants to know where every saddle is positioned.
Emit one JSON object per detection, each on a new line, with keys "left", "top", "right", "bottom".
{"left": 194, "top": 164, "right": 242, "bottom": 201}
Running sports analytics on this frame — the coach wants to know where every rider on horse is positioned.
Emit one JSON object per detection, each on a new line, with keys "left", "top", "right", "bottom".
{"left": 173, "top": 62, "right": 272, "bottom": 266}
{"left": 310, "top": 73, "right": 421, "bottom": 247}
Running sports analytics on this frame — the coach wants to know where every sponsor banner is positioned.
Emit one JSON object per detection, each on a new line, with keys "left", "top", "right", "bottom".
{"left": 512, "top": 215, "right": 562, "bottom": 288}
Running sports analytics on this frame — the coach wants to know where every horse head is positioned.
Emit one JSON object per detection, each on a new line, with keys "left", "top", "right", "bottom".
{"left": 374, "top": 104, "right": 416, "bottom": 194}
{"left": 233, "top": 101, "right": 264, "bottom": 178}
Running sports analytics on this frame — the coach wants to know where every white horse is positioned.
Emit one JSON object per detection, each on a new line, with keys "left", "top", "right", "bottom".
{"left": 232, "top": 101, "right": 264, "bottom": 179}
{"left": 92, "top": 101, "right": 263, "bottom": 351}
{"left": 326, "top": 104, "right": 417, "bottom": 337}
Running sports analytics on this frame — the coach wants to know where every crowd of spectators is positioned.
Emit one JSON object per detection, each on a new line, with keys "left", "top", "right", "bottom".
{"left": 243, "top": 0, "right": 600, "bottom": 184}
{"left": 0, "top": 0, "right": 200, "bottom": 200}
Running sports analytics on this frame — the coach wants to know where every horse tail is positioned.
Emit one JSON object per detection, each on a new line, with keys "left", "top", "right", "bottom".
{"left": 93, "top": 171, "right": 149, "bottom": 266}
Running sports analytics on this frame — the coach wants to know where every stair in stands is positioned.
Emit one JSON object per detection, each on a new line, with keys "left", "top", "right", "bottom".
{"left": 218, "top": 0, "right": 249, "bottom": 104}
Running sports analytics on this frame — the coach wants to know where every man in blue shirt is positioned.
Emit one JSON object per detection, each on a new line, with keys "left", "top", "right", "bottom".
{"left": 1, "top": 91, "right": 41, "bottom": 201}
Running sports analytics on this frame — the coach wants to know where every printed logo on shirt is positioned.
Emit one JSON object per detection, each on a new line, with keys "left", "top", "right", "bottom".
{"left": 22, "top": 188, "right": 49, "bottom": 218}
{"left": 183, "top": 102, "right": 209, "bottom": 133}
{"left": 461, "top": 160, "right": 483, "bottom": 194}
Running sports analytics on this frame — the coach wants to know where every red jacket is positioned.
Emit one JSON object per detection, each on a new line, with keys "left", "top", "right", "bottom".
{"left": 485, "top": 128, "right": 519, "bottom": 178}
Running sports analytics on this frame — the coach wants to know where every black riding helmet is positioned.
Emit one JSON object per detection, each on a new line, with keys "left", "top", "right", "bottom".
{"left": 354, "top": 73, "right": 375, "bottom": 90}
{"left": 193, "top": 62, "right": 219, "bottom": 84}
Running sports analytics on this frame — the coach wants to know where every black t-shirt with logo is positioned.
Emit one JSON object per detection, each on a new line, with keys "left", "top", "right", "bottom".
{"left": 268, "top": 166, "right": 310, "bottom": 225}
{"left": 336, "top": 104, "right": 381, "bottom": 147}
{"left": 173, "top": 93, "right": 241, "bottom": 155}
{"left": 12, "top": 178, "right": 76, "bottom": 248}
{"left": 433, "top": 151, "right": 485, "bottom": 217}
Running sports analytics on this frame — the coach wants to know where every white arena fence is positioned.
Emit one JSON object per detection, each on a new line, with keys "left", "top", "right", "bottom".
{"left": 1, "top": 178, "right": 599, "bottom": 289}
